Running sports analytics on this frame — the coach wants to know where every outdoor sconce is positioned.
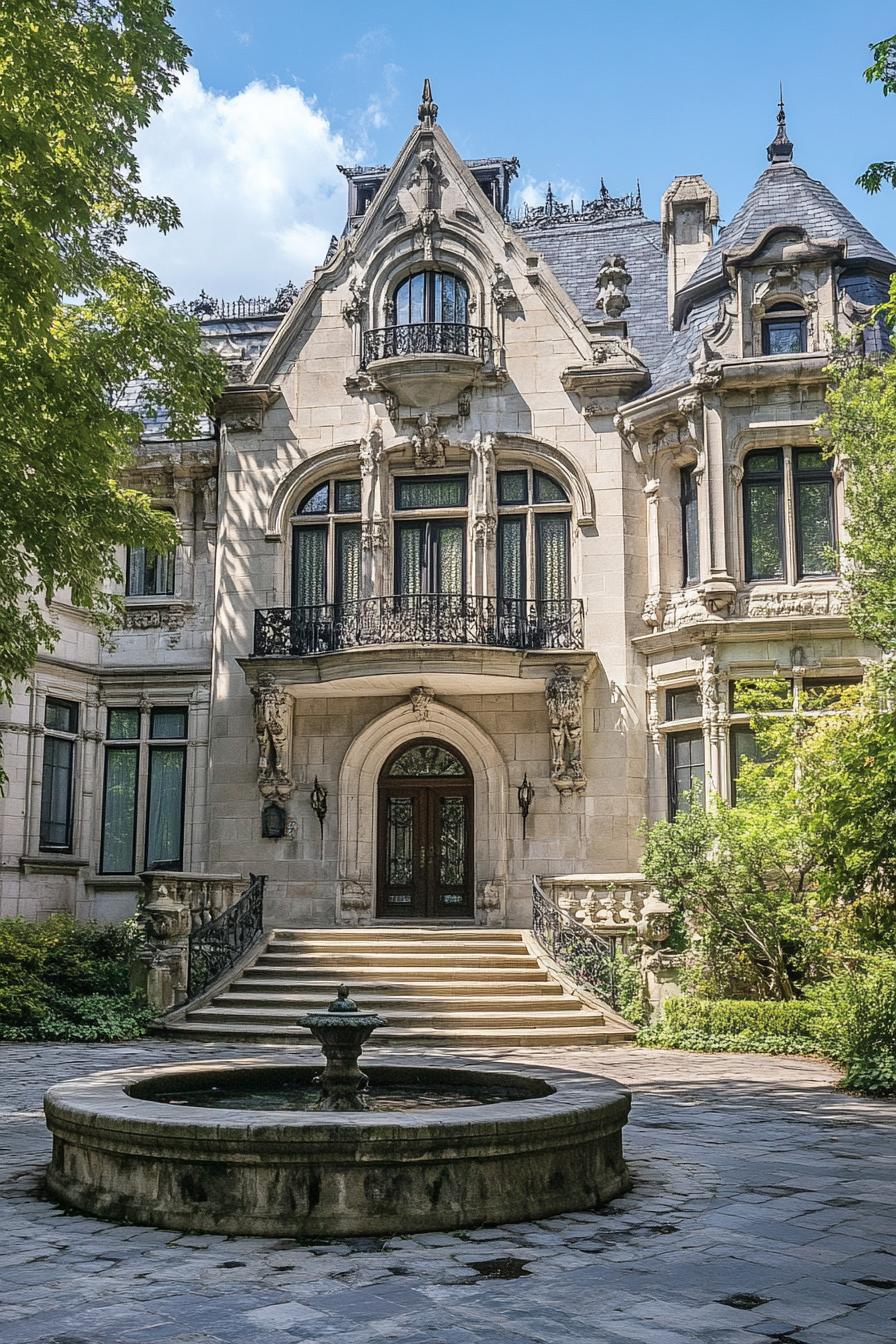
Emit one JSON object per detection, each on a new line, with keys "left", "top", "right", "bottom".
{"left": 261, "top": 801, "right": 286, "bottom": 839}
{"left": 309, "top": 776, "right": 328, "bottom": 854}
{"left": 517, "top": 773, "right": 535, "bottom": 839}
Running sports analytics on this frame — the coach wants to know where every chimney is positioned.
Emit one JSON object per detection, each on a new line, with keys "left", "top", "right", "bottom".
{"left": 660, "top": 176, "right": 719, "bottom": 324}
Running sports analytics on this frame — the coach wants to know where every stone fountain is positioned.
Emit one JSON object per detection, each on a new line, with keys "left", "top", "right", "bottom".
{"left": 299, "top": 984, "right": 387, "bottom": 1111}
{"left": 43, "top": 986, "right": 632, "bottom": 1237}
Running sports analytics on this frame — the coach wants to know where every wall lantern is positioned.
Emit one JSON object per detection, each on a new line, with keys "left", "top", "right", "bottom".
{"left": 517, "top": 773, "right": 535, "bottom": 839}
{"left": 261, "top": 801, "right": 287, "bottom": 839}
{"left": 309, "top": 776, "right": 328, "bottom": 854}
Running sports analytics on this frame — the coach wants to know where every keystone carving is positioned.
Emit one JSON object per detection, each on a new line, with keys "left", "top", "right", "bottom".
{"left": 252, "top": 678, "right": 294, "bottom": 800}
{"left": 412, "top": 412, "right": 448, "bottom": 469}
{"left": 545, "top": 664, "right": 587, "bottom": 792}
{"left": 409, "top": 686, "right": 435, "bottom": 720}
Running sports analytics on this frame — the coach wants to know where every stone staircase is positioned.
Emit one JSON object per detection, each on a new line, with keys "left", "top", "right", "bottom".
{"left": 164, "top": 927, "right": 635, "bottom": 1047}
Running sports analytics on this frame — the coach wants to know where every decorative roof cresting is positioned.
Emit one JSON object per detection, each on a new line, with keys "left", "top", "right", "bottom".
{"left": 418, "top": 78, "right": 438, "bottom": 128}
{"left": 767, "top": 86, "right": 794, "bottom": 165}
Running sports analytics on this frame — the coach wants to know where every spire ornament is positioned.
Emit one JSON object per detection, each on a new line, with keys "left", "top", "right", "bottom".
{"left": 418, "top": 78, "right": 438, "bottom": 127}
{"left": 767, "top": 85, "right": 793, "bottom": 165}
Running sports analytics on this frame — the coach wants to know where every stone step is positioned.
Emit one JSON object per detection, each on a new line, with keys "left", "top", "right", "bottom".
{"left": 221, "top": 991, "right": 583, "bottom": 1013}
{"left": 269, "top": 927, "right": 525, "bottom": 939}
{"left": 186, "top": 1005, "right": 601, "bottom": 1028}
{"left": 165, "top": 1021, "right": 631, "bottom": 1047}
{"left": 255, "top": 950, "right": 539, "bottom": 968}
{"left": 245, "top": 962, "right": 551, "bottom": 983}
{"left": 231, "top": 977, "right": 565, "bottom": 998}
{"left": 268, "top": 935, "right": 527, "bottom": 951}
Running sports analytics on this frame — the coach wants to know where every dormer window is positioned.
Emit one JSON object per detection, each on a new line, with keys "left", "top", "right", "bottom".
{"left": 393, "top": 271, "right": 469, "bottom": 326}
{"left": 761, "top": 302, "right": 807, "bottom": 356}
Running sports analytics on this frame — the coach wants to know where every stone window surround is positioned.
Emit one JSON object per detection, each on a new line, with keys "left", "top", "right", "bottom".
{"left": 121, "top": 497, "right": 184, "bottom": 609}
{"left": 19, "top": 674, "right": 99, "bottom": 869}
{"left": 336, "top": 699, "right": 509, "bottom": 921}
{"left": 264, "top": 436, "right": 594, "bottom": 609}
{"left": 364, "top": 234, "right": 490, "bottom": 334}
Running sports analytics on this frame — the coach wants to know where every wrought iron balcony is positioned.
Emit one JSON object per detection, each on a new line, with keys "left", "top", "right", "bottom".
{"left": 253, "top": 595, "right": 585, "bottom": 658}
{"left": 360, "top": 322, "right": 493, "bottom": 369}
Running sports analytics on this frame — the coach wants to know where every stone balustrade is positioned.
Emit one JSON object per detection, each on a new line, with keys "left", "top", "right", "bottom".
{"left": 131, "top": 870, "right": 244, "bottom": 1015}
{"left": 540, "top": 873, "right": 649, "bottom": 944}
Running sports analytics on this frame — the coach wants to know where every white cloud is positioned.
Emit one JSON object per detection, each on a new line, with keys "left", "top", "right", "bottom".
{"left": 129, "top": 67, "right": 354, "bottom": 300}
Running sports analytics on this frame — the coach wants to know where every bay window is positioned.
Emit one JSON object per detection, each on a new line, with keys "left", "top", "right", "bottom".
{"left": 291, "top": 478, "right": 361, "bottom": 609}
{"left": 497, "top": 468, "right": 571, "bottom": 609}
{"left": 394, "top": 475, "right": 468, "bottom": 597}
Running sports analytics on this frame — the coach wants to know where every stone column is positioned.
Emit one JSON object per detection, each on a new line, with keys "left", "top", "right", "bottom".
{"left": 469, "top": 431, "right": 497, "bottom": 596}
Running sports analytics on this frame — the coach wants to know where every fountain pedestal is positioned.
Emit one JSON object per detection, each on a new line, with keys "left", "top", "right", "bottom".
{"left": 299, "top": 986, "right": 387, "bottom": 1111}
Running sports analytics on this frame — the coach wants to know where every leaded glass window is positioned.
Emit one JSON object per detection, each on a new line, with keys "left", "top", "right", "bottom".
{"left": 496, "top": 466, "right": 571, "bottom": 608}
{"left": 388, "top": 745, "right": 468, "bottom": 777}
{"left": 439, "top": 796, "right": 467, "bottom": 891}
{"left": 393, "top": 271, "right": 469, "bottom": 325}
{"left": 395, "top": 476, "right": 467, "bottom": 510}
{"left": 744, "top": 450, "right": 784, "bottom": 580}
{"left": 291, "top": 476, "right": 362, "bottom": 610}
{"left": 385, "top": 797, "right": 414, "bottom": 895}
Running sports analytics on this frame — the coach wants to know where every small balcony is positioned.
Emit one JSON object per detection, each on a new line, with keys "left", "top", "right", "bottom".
{"left": 253, "top": 595, "right": 585, "bottom": 658}
{"left": 360, "top": 322, "right": 493, "bottom": 408}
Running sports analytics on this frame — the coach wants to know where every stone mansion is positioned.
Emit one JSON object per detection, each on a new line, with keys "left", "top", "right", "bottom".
{"left": 3, "top": 86, "right": 894, "bottom": 930}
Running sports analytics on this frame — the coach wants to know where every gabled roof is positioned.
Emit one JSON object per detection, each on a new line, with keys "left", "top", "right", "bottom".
{"left": 680, "top": 162, "right": 896, "bottom": 313}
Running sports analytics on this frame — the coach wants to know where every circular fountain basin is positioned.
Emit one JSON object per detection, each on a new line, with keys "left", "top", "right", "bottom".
{"left": 44, "top": 1055, "right": 631, "bottom": 1237}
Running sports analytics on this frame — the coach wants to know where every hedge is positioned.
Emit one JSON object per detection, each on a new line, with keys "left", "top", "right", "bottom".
{"left": 638, "top": 996, "right": 822, "bottom": 1056}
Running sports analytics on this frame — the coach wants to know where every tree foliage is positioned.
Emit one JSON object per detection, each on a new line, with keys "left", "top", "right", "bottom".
{"left": 0, "top": 1, "right": 222, "bottom": 708}
{"left": 857, "top": 33, "right": 896, "bottom": 196}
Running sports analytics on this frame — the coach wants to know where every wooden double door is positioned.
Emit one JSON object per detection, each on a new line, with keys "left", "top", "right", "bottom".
{"left": 376, "top": 741, "right": 473, "bottom": 919}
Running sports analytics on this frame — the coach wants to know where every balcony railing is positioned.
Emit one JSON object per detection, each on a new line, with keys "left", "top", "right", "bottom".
{"left": 253, "top": 595, "right": 585, "bottom": 657}
{"left": 361, "top": 322, "right": 493, "bottom": 369}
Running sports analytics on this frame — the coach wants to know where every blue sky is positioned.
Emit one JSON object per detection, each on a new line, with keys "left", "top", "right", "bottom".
{"left": 131, "top": 0, "right": 896, "bottom": 298}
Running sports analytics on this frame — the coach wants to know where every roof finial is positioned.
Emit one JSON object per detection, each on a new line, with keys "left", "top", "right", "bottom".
{"left": 418, "top": 78, "right": 438, "bottom": 128}
{"left": 767, "top": 84, "right": 793, "bottom": 164}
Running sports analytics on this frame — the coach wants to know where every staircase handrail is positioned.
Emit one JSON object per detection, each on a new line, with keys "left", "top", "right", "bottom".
{"left": 531, "top": 874, "right": 617, "bottom": 1009}
{"left": 187, "top": 873, "right": 266, "bottom": 1000}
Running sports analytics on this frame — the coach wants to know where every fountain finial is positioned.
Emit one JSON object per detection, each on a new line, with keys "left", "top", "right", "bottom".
{"left": 328, "top": 984, "right": 357, "bottom": 1013}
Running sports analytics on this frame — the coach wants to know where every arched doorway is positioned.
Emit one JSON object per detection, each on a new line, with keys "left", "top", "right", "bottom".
{"left": 376, "top": 740, "right": 474, "bottom": 919}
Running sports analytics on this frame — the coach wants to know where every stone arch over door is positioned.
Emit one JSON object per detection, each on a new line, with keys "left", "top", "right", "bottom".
{"left": 337, "top": 700, "right": 509, "bottom": 925}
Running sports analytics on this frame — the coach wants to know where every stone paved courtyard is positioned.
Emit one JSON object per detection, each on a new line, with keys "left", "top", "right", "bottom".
{"left": 1, "top": 1040, "right": 894, "bottom": 1344}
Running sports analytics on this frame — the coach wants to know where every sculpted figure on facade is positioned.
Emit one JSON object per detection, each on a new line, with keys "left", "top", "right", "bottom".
{"left": 252, "top": 678, "right": 294, "bottom": 800}
{"left": 469, "top": 431, "right": 497, "bottom": 547}
{"left": 594, "top": 254, "right": 632, "bottom": 319}
{"left": 412, "top": 412, "right": 448, "bottom": 469}
{"left": 545, "top": 664, "right": 586, "bottom": 791}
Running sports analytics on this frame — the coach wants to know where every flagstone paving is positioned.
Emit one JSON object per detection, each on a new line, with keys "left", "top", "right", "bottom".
{"left": 1, "top": 1040, "right": 894, "bottom": 1343}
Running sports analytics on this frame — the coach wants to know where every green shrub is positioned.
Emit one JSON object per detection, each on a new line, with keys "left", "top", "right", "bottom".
{"left": 0, "top": 914, "right": 149, "bottom": 1042}
{"left": 638, "top": 996, "right": 822, "bottom": 1056}
{"left": 807, "top": 954, "right": 896, "bottom": 1096}
{"left": 612, "top": 949, "right": 647, "bottom": 1026}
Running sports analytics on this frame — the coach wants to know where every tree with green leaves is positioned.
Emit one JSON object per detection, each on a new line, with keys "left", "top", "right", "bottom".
{"left": 857, "top": 33, "right": 896, "bottom": 197}
{"left": 0, "top": 1, "right": 222, "bottom": 717}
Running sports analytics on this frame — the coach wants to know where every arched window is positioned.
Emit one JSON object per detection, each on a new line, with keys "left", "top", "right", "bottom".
{"left": 392, "top": 271, "right": 469, "bottom": 326}
{"left": 761, "top": 301, "right": 807, "bottom": 356}
{"left": 497, "top": 468, "right": 571, "bottom": 608}
{"left": 291, "top": 478, "right": 361, "bottom": 610}
{"left": 743, "top": 448, "right": 835, "bottom": 582}
{"left": 126, "top": 510, "right": 175, "bottom": 597}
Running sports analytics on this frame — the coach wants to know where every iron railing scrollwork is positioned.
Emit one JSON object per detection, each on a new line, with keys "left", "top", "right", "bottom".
{"left": 187, "top": 874, "right": 266, "bottom": 1000}
{"left": 253, "top": 594, "right": 585, "bottom": 657}
{"left": 531, "top": 875, "right": 617, "bottom": 1009}
{"left": 361, "top": 322, "right": 493, "bottom": 369}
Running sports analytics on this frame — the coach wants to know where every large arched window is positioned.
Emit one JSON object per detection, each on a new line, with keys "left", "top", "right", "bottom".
{"left": 497, "top": 468, "right": 571, "bottom": 608}
{"left": 291, "top": 477, "right": 361, "bottom": 609}
{"left": 392, "top": 271, "right": 469, "bottom": 326}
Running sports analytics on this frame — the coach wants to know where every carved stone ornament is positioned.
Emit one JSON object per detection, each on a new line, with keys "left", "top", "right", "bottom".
{"left": 252, "top": 678, "right": 294, "bottom": 800}
{"left": 646, "top": 676, "right": 661, "bottom": 745}
{"left": 545, "top": 664, "right": 587, "bottom": 792}
{"left": 641, "top": 592, "right": 664, "bottom": 630}
{"left": 476, "top": 880, "right": 505, "bottom": 929}
{"left": 359, "top": 422, "right": 383, "bottom": 477}
{"left": 409, "top": 686, "right": 435, "bottom": 720}
{"left": 595, "top": 255, "right": 632, "bottom": 319}
{"left": 410, "top": 144, "right": 447, "bottom": 212}
{"left": 415, "top": 208, "right": 438, "bottom": 261}
{"left": 341, "top": 275, "right": 367, "bottom": 327}
{"left": 491, "top": 265, "right": 516, "bottom": 312}
{"left": 412, "top": 412, "right": 448, "bottom": 468}
{"left": 339, "top": 880, "right": 373, "bottom": 927}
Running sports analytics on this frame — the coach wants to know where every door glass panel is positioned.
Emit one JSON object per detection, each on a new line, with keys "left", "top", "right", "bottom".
{"left": 388, "top": 745, "right": 467, "bottom": 776}
{"left": 385, "top": 797, "right": 414, "bottom": 897}
{"left": 498, "top": 516, "right": 525, "bottom": 604}
{"left": 439, "top": 796, "right": 466, "bottom": 894}
{"left": 537, "top": 514, "right": 569, "bottom": 602}
{"left": 336, "top": 524, "right": 361, "bottom": 604}
{"left": 292, "top": 525, "right": 327, "bottom": 607}
{"left": 436, "top": 524, "right": 464, "bottom": 594}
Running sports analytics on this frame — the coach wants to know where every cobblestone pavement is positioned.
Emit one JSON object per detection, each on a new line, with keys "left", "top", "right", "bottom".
{"left": 1, "top": 1039, "right": 894, "bottom": 1344}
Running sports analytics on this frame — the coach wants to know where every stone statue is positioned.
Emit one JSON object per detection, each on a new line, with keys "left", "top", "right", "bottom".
{"left": 545, "top": 664, "right": 586, "bottom": 791}
{"left": 252, "top": 679, "right": 294, "bottom": 799}
{"left": 412, "top": 412, "right": 448, "bottom": 469}
{"left": 595, "top": 255, "right": 632, "bottom": 319}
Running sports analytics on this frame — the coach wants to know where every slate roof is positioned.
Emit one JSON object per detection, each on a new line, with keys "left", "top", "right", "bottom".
{"left": 519, "top": 214, "right": 672, "bottom": 372}
{"left": 682, "top": 162, "right": 896, "bottom": 306}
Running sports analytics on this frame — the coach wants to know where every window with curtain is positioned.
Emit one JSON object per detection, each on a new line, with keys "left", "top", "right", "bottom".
{"left": 496, "top": 467, "right": 571, "bottom": 608}
{"left": 99, "top": 705, "right": 189, "bottom": 874}
{"left": 392, "top": 271, "right": 469, "bottom": 325}
{"left": 680, "top": 465, "right": 700, "bottom": 586}
{"left": 126, "top": 510, "right": 176, "bottom": 597}
{"left": 742, "top": 448, "right": 836, "bottom": 584}
{"left": 393, "top": 475, "right": 468, "bottom": 598}
{"left": 291, "top": 478, "right": 362, "bottom": 610}
{"left": 39, "top": 698, "right": 78, "bottom": 851}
